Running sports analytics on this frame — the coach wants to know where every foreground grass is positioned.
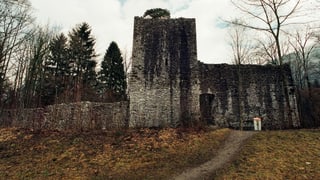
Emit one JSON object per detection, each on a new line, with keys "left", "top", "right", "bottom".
{"left": 0, "top": 127, "right": 230, "bottom": 179}
{"left": 214, "top": 129, "right": 320, "bottom": 180}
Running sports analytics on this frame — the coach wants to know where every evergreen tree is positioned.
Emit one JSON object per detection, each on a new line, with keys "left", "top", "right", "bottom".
{"left": 42, "top": 33, "right": 69, "bottom": 104}
{"left": 98, "top": 41, "right": 126, "bottom": 101}
{"left": 68, "top": 22, "right": 97, "bottom": 101}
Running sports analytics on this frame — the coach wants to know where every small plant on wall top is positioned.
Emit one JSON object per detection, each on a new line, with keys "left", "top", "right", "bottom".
{"left": 143, "top": 8, "right": 170, "bottom": 19}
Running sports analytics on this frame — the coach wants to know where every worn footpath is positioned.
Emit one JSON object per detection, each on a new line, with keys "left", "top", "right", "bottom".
{"left": 173, "top": 130, "right": 256, "bottom": 180}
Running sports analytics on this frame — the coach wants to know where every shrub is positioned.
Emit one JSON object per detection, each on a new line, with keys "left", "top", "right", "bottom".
{"left": 143, "top": 8, "right": 170, "bottom": 19}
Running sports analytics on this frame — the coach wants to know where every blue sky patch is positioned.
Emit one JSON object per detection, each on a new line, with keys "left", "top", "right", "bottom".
{"left": 215, "top": 18, "right": 229, "bottom": 29}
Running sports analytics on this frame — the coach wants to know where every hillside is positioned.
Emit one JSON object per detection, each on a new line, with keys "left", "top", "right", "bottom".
{"left": 0, "top": 127, "right": 230, "bottom": 179}
{"left": 214, "top": 130, "right": 320, "bottom": 179}
{"left": 1, "top": 128, "right": 320, "bottom": 179}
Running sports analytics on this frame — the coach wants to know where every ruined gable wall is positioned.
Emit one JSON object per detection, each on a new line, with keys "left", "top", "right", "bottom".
{"left": 199, "top": 63, "right": 300, "bottom": 130}
{"left": 129, "top": 17, "right": 200, "bottom": 127}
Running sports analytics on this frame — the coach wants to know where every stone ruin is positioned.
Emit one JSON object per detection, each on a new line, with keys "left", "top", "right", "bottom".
{"left": 0, "top": 16, "right": 300, "bottom": 131}
{"left": 1, "top": 102, "right": 128, "bottom": 131}
{"left": 129, "top": 17, "right": 300, "bottom": 130}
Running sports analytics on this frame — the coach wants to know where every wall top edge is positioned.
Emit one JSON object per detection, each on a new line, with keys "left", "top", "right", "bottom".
{"left": 134, "top": 16, "right": 196, "bottom": 21}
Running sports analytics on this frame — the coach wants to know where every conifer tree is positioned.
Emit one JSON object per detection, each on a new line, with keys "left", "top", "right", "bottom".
{"left": 68, "top": 22, "right": 97, "bottom": 101}
{"left": 98, "top": 41, "right": 126, "bottom": 101}
{"left": 42, "top": 33, "right": 69, "bottom": 104}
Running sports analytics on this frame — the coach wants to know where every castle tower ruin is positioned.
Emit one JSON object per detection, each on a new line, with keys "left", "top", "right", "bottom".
{"left": 129, "top": 16, "right": 300, "bottom": 129}
{"left": 129, "top": 17, "right": 200, "bottom": 127}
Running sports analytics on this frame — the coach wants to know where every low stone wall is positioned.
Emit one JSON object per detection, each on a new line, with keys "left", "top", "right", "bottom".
{"left": 0, "top": 101, "right": 129, "bottom": 131}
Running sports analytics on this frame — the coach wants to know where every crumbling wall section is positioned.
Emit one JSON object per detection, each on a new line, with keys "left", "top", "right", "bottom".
{"left": 0, "top": 101, "right": 129, "bottom": 130}
{"left": 199, "top": 63, "right": 299, "bottom": 130}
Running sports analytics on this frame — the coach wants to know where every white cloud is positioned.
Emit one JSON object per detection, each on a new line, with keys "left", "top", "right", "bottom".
{"left": 30, "top": 0, "right": 235, "bottom": 64}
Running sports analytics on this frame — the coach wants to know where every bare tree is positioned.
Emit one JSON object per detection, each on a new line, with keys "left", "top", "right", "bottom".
{"left": 121, "top": 47, "right": 132, "bottom": 95}
{"left": 289, "top": 27, "right": 318, "bottom": 93}
{"left": 252, "top": 35, "right": 278, "bottom": 64}
{"left": 228, "top": 19, "right": 253, "bottom": 65}
{"left": 23, "top": 25, "right": 54, "bottom": 108}
{"left": 230, "top": 0, "right": 310, "bottom": 128}
{"left": 121, "top": 47, "right": 132, "bottom": 76}
{"left": 252, "top": 33, "right": 292, "bottom": 65}
{"left": 0, "top": 0, "right": 34, "bottom": 110}
{"left": 230, "top": 0, "right": 304, "bottom": 65}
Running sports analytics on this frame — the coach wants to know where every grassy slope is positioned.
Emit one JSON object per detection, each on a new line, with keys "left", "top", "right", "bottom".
{"left": 214, "top": 130, "right": 320, "bottom": 180}
{"left": 2, "top": 128, "right": 320, "bottom": 179}
{"left": 0, "top": 128, "right": 230, "bottom": 179}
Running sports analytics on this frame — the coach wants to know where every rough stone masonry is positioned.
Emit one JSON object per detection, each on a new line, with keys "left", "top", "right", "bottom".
{"left": 129, "top": 16, "right": 300, "bottom": 130}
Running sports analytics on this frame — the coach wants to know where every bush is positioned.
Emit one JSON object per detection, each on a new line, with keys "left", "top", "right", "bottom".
{"left": 143, "top": 8, "right": 170, "bottom": 19}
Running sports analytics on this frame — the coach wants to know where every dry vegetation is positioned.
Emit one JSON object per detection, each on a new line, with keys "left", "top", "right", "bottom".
{"left": 2, "top": 126, "right": 320, "bottom": 180}
{"left": 0, "top": 127, "right": 230, "bottom": 179}
{"left": 214, "top": 129, "right": 320, "bottom": 179}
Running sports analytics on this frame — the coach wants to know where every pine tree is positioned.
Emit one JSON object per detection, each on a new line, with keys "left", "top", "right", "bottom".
{"left": 68, "top": 22, "right": 97, "bottom": 101}
{"left": 98, "top": 41, "right": 126, "bottom": 101}
{"left": 42, "top": 33, "right": 69, "bottom": 104}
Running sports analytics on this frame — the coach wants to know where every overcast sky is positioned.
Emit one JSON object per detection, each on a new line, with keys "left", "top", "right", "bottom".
{"left": 29, "top": 0, "right": 236, "bottom": 64}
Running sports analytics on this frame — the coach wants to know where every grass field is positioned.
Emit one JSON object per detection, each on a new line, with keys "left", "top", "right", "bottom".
{"left": 0, "top": 127, "right": 230, "bottom": 179}
{"left": 214, "top": 129, "right": 320, "bottom": 179}
{"left": 1, "top": 127, "right": 319, "bottom": 179}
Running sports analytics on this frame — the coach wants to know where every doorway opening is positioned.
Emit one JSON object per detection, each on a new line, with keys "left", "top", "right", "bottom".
{"left": 200, "top": 93, "right": 215, "bottom": 125}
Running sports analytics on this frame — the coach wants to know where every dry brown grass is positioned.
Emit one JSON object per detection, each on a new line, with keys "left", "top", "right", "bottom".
{"left": 0, "top": 127, "right": 230, "bottom": 179}
{"left": 213, "top": 129, "right": 320, "bottom": 180}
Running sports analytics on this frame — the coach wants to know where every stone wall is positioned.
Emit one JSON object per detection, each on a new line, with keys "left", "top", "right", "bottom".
{"left": 129, "top": 16, "right": 300, "bottom": 129}
{"left": 0, "top": 101, "right": 128, "bottom": 130}
{"left": 129, "top": 17, "right": 200, "bottom": 127}
{"left": 198, "top": 63, "right": 300, "bottom": 130}
{"left": 1, "top": 17, "right": 301, "bottom": 131}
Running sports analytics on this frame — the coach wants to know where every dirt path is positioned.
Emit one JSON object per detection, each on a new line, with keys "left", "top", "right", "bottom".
{"left": 173, "top": 130, "right": 256, "bottom": 180}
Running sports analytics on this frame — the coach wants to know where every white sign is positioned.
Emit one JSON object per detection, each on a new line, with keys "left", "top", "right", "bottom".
{"left": 253, "top": 117, "right": 262, "bottom": 131}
